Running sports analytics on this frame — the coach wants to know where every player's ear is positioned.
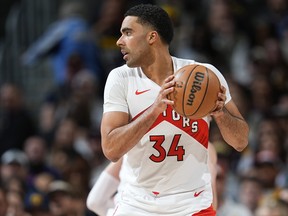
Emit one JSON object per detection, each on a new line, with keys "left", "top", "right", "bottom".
{"left": 147, "top": 31, "right": 157, "bottom": 44}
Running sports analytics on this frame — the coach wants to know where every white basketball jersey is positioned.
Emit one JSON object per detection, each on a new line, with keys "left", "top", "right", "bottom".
{"left": 103, "top": 57, "right": 231, "bottom": 196}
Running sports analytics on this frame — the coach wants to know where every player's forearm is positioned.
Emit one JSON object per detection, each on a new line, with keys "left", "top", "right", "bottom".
{"left": 102, "top": 107, "right": 160, "bottom": 162}
{"left": 213, "top": 109, "right": 249, "bottom": 151}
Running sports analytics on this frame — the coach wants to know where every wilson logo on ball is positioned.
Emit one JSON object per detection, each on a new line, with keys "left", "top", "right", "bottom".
{"left": 187, "top": 72, "right": 205, "bottom": 106}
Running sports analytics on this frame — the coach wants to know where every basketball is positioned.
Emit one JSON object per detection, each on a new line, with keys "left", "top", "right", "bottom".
{"left": 168, "top": 64, "right": 221, "bottom": 119}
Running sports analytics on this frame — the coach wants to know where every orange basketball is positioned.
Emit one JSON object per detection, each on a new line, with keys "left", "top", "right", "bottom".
{"left": 168, "top": 64, "right": 221, "bottom": 119}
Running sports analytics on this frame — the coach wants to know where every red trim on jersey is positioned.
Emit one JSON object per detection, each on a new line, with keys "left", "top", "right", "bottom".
{"left": 131, "top": 106, "right": 150, "bottom": 121}
{"left": 192, "top": 205, "right": 216, "bottom": 216}
{"left": 131, "top": 105, "right": 209, "bottom": 148}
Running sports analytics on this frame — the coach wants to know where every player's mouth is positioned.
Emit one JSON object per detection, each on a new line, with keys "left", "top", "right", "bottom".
{"left": 121, "top": 50, "right": 129, "bottom": 60}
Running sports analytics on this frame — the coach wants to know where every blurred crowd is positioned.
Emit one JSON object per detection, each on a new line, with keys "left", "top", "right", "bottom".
{"left": 0, "top": 0, "right": 288, "bottom": 216}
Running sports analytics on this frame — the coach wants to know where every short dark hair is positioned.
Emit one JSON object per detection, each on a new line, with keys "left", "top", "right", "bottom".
{"left": 124, "top": 4, "right": 174, "bottom": 45}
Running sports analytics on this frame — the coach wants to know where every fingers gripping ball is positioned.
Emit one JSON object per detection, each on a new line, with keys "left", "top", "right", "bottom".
{"left": 168, "top": 64, "right": 221, "bottom": 119}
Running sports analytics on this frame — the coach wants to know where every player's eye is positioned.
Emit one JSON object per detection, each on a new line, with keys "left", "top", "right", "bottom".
{"left": 125, "top": 31, "right": 132, "bottom": 36}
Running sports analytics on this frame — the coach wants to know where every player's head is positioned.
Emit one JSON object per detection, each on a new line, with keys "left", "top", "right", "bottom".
{"left": 124, "top": 4, "right": 174, "bottom": 45}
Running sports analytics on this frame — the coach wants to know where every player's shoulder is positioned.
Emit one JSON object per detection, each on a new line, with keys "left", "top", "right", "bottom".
{"left": 108, "top": 64, "right": 137, "bottom": 79}
{"left": 172, "top": 57, "right": 196, "bottom": 70}
{"left": 194, "top": 61, "right": 221, "bottom": 75}
{"left": 110, "top": 64, "right": 132, "bottom": 74}
{"left": 173, "top": 57, "right": 220, "bottom": 74}
{"left": 173, "top": 56, "right": 228, "bottom": 86}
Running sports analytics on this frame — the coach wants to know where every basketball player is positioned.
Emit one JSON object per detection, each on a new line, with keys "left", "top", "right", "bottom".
{"left": 100, "top": 4, "right": 249, "bottom": 215}
{"left": 87, "top": 143, "right": 218, "bottom": 216}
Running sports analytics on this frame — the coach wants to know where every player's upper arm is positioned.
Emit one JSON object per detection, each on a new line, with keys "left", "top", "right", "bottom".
{"left": 100, "top": 111, "right": 129, "bottom": 158}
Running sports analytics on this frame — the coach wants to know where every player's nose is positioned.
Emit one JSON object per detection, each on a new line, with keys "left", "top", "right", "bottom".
{"left": 116, "top": 35, "right": 124, "bottom": 47}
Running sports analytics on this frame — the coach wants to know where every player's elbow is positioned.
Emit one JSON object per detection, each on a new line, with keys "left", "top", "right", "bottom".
{"left": 232, "top": 136, "right": 249, "bottom": 152}
{"left": 101, "top": 138, "right": 123, "bottom": 162}
{"left": 234, "top": 142, "right": 248, "bottom": 152}
{"left": 102, "top": 147, "right": 121, "bottom": 162}
{"left": 104, "top": 153, "right": 121, "bottom": 163}
{"left": 234, "top": 127, "right": 249, "bottom": 152}
{"left": 225, "top": 138, "right": 248, "bottom": 152}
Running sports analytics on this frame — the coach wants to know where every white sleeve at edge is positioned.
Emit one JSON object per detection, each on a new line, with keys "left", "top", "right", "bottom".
{"left": 86, "top": 171, "right": 120, "bottom": 216}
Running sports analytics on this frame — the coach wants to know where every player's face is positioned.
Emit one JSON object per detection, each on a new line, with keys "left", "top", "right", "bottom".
{"left": 117, "top": 16, "right": 152, "bottom": 67}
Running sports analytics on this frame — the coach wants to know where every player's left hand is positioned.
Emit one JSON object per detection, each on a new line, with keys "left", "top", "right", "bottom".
{"left": 210, "top": 86, "right": 226, "bottom": 117}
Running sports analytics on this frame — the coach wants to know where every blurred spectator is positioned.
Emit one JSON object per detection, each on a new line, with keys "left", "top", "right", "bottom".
{"left": 257, "top": 119, "right": 286, "bottom": 162}
{"left": 47, "top": 180, "right": 91, "bottom": 216}
{"left": 0, "top": 149, "right": 29, "bottom": 185}
{"left": 24, "top": 172, "right": 53, "bottom": 215}
{"left": 239, "top": 176, "right": 264, "bottom": 214}
{"left": 279, "top": 187, "right": 288, "bottom": 205}
{"left": 174, "top": 17, "right": 212, "bottom": 63}
{"left": 254, "top": 150, "right": 282, "bottom": 191}
{"left": 92, "top": 0, "right": 156, "bottom": 75}
{"left": 240, "top": 115, "right": 285, "bottom": 183}
{"left": 23, "top": 136, "right": 61, "bottom": 182}
{"left": 249, "top": 73, "right": 274, "bottom": 117}
{"left": 48, "top": 180, "right": 74, "bottom": 216}
{"left": 48, "top": 117, "right": 95, "bottom": 163}
{"left": 280, "top": 19, "right": 288, "bottom": 62}
{"left": 50, "top": 118, "right": 78, "bottom": 152}
{"left": 64, "top": 153, "right": 90, "bottom": 197}
{"left": 0, "top": 83, "right": 36, "bottom": 156}
{"left": 255, "top": 197, "right": 288, "bottom": 216}
{"left": 70, "top": 193, "right": 91, "bottom": 216}
{"left": 69, "top": 70, "right": 103, "bottom": 130}
{"left": 6, "top": 190, "right": 31, "bottom": 216}
{"left": 0, "top": 185, "right": 8, "bottom": 216}
{"left": 47, "top": 149, "right": 92, "bottom": 214}
{"left": 93, "top": 0, "right": 125, "bottom": 38}
{"left": 87, "top": 130, "right": 109, "bottom": 188}
{"left": 272, "top": 94, "right": 288, "bottom": 143}
{"left": 0, "top": 0, "right": 20, "bottom": 41}
{"left": 206, "top": 0, "right": 250, "bottom": 85}
{"left": 22, "top": 1, "right": 104, "bottom": 86}
{"left": 259, "top": 0, "right": 288, "bottom": 39}
{"left": 38, "top": 55, "right": 103, "bottom": 145}
{"left": 47, "top": 119, "right": 81, "bottom": 179}
{"left": 262, "top": 38, "right": 288, "bottom": 96}
{"left": 22, "top": 135, "right": 58, "bottom": 214}
{"left": 3, "top": 176, "right": 26, "bottom": 198}
{"left": 216, "top": 157, "right": 253, "bottom": 216}
{"left": 48, "top": 118, "right": 91, "bottom": 195}
{"left": 38, "top": 54, "right": 86, "bottom": 143}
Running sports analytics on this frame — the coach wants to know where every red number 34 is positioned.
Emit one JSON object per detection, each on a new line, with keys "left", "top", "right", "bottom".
{"left": 149, "top": 134, "right": 185, "bottom": 162}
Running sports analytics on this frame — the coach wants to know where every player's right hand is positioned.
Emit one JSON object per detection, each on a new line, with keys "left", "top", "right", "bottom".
{"left": 151, "top": 75, "right": 175, "bottom": 115}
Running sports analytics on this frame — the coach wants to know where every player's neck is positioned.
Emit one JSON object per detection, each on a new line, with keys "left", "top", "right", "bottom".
{"left": 141, "top": 52, "right": 173, "bottom": 86}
